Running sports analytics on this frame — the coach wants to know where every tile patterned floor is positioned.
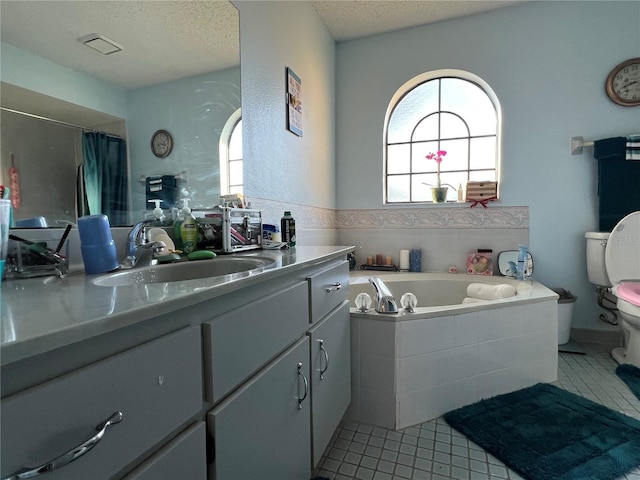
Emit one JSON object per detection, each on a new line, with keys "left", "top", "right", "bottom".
{"left": 314, "top": 343, "right": 640, "bottom": 480}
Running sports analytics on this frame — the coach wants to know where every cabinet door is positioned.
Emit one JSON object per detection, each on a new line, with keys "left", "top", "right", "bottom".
{"left": 1, "top": 327, "right": 202, "bottom": 480}
{"left": 308, "top": 301, "right": 351, "bottom": 467}
{"left": 203, "top": 281, "right": 309, "bottom": 403}
{"left": 208, "top": 337, "right": 311, "bottom": 480}
{"left": 122, "top": 422, "right": 206, "bottom": 480}
{"left": 307, "top": 260, "right": 349, "bottom": 324}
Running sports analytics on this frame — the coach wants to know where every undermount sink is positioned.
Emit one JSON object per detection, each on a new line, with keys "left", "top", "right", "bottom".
{"left": 91, "top": 256, "right": 276, "bottom": 287}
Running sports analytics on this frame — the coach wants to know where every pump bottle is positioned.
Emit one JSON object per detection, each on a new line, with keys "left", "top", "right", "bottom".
{"left": 148, "top": 199, "right": 166, "bottom": 226}
{"left": 173, "top": 199, "right": 198, "bottom": 254}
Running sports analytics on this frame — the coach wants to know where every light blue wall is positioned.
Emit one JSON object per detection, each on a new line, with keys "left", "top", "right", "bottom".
{"left": 235, "top": 0, "right": 336, "bottom": 210}
{"left": 334, "top": 1, "right": 640, "bottom": 331}
{"left": 1, "top": 42, "right": 127, "bottom": 118}
{"left": 126, "top": 68, "right": 241, "bottom": 215}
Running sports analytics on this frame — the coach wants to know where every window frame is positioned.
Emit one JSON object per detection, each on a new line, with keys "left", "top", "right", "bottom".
{"left": 219, "top": 108, "right": 243, "bottom": 196}
{"left": 383, "top": 69, "right": 502, "bottom": 204}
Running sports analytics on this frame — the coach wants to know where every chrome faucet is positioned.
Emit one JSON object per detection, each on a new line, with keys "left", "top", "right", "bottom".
{"left": 368, "top": 276, "right": 399, "bottom": 314}
{"left": 124, "top": 220, "right": 163, "bottom": 268}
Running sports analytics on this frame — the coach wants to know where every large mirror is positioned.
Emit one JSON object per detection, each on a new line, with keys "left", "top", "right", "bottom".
{"left": 0, "top": 0, "right": 241, "bottom": 227}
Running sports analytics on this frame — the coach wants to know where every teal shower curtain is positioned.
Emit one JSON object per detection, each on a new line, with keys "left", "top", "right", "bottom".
{"left": 82, "top": 132, "right": 128, "bottom": 226}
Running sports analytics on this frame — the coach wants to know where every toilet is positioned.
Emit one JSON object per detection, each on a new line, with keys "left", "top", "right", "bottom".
{"left": 586, "top": 211, "right": 640, "bottom": 367}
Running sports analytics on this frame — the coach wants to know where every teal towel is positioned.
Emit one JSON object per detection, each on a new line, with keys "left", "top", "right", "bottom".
{"left": 594, "top": 137, "right": 640, "bottom": 231}
{"left": 628, "top": 134, "right": 640, "bottom": 161}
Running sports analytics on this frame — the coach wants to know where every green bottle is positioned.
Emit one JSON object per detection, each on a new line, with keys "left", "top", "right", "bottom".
{"left": 173, "top": 199, "right": 198, "bottom": 254}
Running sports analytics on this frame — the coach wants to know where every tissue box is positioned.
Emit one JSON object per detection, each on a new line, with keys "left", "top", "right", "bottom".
{"left": 467, "top": 251, "right": 493, "bottom": 276}
{"left": 193, "top": 207, "right": 262, "bottom": 253}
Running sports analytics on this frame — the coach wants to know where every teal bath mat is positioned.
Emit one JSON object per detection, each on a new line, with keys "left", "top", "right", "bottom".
{"left": 617, "top": 364, "right": 640, "bottom": 401}
{"left": 443, "top": 383, "right": 640, "bottom": 480}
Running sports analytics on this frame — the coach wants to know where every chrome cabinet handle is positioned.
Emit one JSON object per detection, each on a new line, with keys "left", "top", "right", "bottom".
{"left": 297, "top": 362, "right": 308, "bottom": 410}
{"left": 318, "top": 339, "right": 329, "bottom": 380}
{"left": 325, "top": 282, "right": 342, "bottom": 293}
{"left": 4, "top": 411, "right": 123, "bottom": 480}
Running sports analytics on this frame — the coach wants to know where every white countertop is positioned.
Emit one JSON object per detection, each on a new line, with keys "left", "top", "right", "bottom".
{"left": 1, "top": 246, "right": 354, "bottom": 366}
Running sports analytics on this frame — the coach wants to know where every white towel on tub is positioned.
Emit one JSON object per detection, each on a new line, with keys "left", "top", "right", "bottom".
{"left": 467, "top": 283, "right": 517, "bottom": 300}
{"left": 462, "top": 297, "right": 491, "bottom": 304}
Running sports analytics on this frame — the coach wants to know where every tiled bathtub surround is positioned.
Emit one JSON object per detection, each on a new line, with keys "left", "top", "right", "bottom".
{"left": 346, "top": 294, "right": 558, "bottom": 430}
{"left": 250, "top": 201, "right": 529, "bottom": 274}
{"left": 337, "top": 206, "right": 529, "bottom": 273}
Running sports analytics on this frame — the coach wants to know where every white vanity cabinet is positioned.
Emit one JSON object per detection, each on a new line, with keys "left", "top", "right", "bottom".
{"left": 208, "top": 337, "right": 312, "bottom": 480}
{"left": 308, "top": 301, "right": 351, "bottom": 467}
{"left": 1, "top": 327, "right": 204, "bottom": 480}
{"left": 1, "top": 248, "right": 353, "bottom": 480}
{"left": 306, "top": 260, "right": 351, "bottom": 467}
{"left": 202, "top": 281, "right": 310, "bottom": 404}
{"left": 122, "top": 422, "right": 207, "bottom": 480}
{"left": 205, "top": 259, "right": 351, "bottom": 480}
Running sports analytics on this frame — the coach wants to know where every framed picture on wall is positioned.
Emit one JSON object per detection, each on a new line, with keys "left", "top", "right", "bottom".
{"left": 286, "top": 67, "right": 302, "bottom": 136}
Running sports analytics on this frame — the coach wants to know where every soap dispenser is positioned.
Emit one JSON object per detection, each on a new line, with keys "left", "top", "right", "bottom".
{"left": 148, "top": 199, "right": 166, "bottom": 226}
{"left": 173, "top": 199, "right": 198, "bottom": 254}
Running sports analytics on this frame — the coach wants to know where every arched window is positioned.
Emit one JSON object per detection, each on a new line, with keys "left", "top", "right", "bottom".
{"left": 384, "top": 70, "right": 500, "bottom": 203}
{"left": 219, "top": 108, "right": 243, "bottom": 195}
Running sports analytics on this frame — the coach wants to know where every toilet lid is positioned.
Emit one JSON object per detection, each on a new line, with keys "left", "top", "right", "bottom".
{"left": 605, "top": 211, "right": 640, "bottom": 284}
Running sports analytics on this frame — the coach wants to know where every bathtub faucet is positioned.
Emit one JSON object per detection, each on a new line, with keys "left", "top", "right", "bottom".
{"left": 369, "top": 277, "right": 399, "bottom": 314}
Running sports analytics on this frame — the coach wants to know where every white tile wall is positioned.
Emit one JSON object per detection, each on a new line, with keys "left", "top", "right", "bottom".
{"left": 262, "top": 204, "right": 530, "bottom": 274}
{"left": 347, "top": 297, "right": 558, "bottom": 430}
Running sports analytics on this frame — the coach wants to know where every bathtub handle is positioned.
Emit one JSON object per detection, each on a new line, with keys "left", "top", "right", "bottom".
{"left": 326, "top": 282, "right": 342, "bottom": 293}
{"left": 297, "top": 362, "right": 309, "bottom": 410}
{"left": 318, "top": 339, "right": 329, "bottom": 380}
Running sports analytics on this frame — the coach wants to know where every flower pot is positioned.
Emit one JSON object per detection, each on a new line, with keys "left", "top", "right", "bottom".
{"left": 431, "top": 187, "right": 448, "bottom": 203}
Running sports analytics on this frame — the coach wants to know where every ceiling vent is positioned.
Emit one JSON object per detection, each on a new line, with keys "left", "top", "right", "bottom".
{"left": 78, "top": 33, "right": 122, "bottom": 55}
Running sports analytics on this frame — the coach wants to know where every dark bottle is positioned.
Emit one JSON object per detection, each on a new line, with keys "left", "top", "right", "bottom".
{"left": 281, "top": 211, "right": 296, "bottom": 247}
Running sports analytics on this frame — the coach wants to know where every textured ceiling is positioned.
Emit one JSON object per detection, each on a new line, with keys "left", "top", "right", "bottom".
{"left": 1, "top": 0, "right": 523, "bottom": 91}
{"left": 311, "top": 0, "right": 523, "bottom": 42}
{"left": 0, "top": 0, "right": 240, "bottom": 90}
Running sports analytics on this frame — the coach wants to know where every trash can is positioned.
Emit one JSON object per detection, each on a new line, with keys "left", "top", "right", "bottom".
{"left": 552, "top": 288, "right": 577, "bottom": 345}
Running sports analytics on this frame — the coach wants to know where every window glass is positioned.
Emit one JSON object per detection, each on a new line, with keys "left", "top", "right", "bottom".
{"left": 387, "top": 144, "right": 411, "bottom": 174}
{"left": 219, "top": 110, "right": 243, "bottom": 196}
{"left": 385, "top": 71, "right": 500, "bottom": 203}
{"left": 387, "top": 82, "right": 439, "bottom": 143}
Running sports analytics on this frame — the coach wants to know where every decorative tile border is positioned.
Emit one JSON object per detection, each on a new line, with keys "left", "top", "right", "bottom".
{"left": 338, "top": 206, "right": 529, "bottom": 229}
{"left": 249, "top": 197, "right": 337, "bottom": 228}
{"left": 250, "top": 197, "right": 528, "bottom": 230}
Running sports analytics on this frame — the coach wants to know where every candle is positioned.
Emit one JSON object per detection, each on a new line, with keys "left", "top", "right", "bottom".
{"left": 386, "top": 256, "right": 393, "bottom": 266}
{"left": 366, "top": 256, "right": 373, "bottom": 265}
{"left": 399, "top": 250, "right": 410, "bottom": 270}
{"left": 376, "top": 254, "right": 383, "bottom": 265}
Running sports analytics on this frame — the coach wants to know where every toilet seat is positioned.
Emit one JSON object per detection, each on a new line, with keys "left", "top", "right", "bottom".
{"left": 617, "top": 282, "right": 640, "bottom": 308}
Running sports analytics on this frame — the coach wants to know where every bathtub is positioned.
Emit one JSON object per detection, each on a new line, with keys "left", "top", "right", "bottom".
{"left": 345, "top": 272, "right": 559, "bottom": 430}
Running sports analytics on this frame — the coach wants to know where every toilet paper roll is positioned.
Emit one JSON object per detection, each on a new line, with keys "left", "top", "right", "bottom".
{"left": 399, "top": 250, "right": 410, "bottom": 270}
{"left": 466, "top": 283, "right": 517, "bottom": 300}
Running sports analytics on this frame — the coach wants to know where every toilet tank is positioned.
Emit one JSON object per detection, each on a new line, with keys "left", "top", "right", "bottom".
{"left": 585, "top": 231, "right": 611, "bottom": 287}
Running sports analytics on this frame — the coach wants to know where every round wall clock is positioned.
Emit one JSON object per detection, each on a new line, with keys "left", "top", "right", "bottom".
{"left": 150, "top": 129, "right": 173, "bottom": 158}
{"left": 605, "top": 57, "right": 640, "bottom": 106}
